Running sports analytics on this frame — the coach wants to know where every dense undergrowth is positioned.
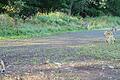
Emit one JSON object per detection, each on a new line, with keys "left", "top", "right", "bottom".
{"left": 0, "top": 12, "right": 120, "bottom": 39}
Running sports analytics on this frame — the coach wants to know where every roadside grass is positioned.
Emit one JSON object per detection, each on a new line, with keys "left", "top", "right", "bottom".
{"left": 0, "top": 12, "right": 84, "bottom": 39}
{"left": 0, "top": 12, "right": 120, "bottom": 39}
{"left": 83, "top": 16, "right": 120, "bottom": 30}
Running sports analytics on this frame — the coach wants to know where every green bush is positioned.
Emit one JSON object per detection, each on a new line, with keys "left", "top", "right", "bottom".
{"left": 0, "top": 12, "right": 120, "bottom": 39}
{"left": 33, "top": 12, "right": 82, "bottom": 26}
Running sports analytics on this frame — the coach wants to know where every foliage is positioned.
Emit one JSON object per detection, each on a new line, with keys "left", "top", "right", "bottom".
{"left": 34, "top": 12, "right": 81, "bottom": 26}
{"left": 0, "top": 12, "right": 83, "bottom": 38}
{"left": 0, "top": 14, "right": 14, "bottom": 27}
{"left": 0, "top": 12, "right": 120, "bottom": 38}
{"left": 106, "top": 0, "right": 120, "bottom": 16}
{"left": 0, "top": 0, "right": 120, "bottom": 17}
{"left": 83, "top": 16, "right": 120, "bottom": 30}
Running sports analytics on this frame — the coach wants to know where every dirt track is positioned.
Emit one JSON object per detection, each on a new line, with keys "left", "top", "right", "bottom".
{"left": 0, "top": 30, "right": 120, "bottom": 80}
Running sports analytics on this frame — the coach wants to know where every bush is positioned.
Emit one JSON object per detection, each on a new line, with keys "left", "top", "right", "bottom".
{"left": 0, "top": 14, "right": 14, "bottom": 28}
{"left": 33, "top": 12, "right": 82, "bottom": 26}
{"left": 0, "top": 12, "right": 120, "bottom": 39}
{"left": 0, "top": 14, "right": 16, "bottom": 36}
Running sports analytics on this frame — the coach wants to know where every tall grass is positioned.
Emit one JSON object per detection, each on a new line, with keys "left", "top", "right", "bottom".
{"left": 0, "top": 12, "right": 120, "bottom": 39}
{"left": 84, "top": 16, "right": 120, "bottom": 30}
{"left": 0, "top": 12, "right": 84, "bottom": 39}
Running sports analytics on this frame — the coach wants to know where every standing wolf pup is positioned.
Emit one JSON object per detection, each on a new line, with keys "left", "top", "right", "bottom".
{"left": 104, "top": 27, "right": 117, "bottom": 44}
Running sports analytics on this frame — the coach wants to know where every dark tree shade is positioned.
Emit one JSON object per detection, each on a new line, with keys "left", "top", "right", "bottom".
{"left": 0, "top": 0, "right": 120, "bottom": 17}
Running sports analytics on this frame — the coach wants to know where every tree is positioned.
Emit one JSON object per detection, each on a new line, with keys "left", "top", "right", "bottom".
{"left": 106, "top": 0, "right": 120, "bottom": 16}
{"left": 0, "top": 0, "right": 120, "bottom": 17}
{"left": 0, "top": 0, "right": 8, "bottom": 13}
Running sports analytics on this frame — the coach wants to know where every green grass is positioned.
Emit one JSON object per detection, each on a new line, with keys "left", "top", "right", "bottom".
{"left": 77, "top": 41, "right": 120, "bottom": 60}
{"left": 0, "top": 12, "right": 84, "bottom": 39}
{"left": 83, "top": 16, "right": 120, "bottom": 30}
{"left": 0, "top": 12, "right": 120, "bottom": 39}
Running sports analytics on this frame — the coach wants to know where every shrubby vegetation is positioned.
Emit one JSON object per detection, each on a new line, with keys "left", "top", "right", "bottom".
{"left": 0, "top": 12, "right": 83, "bottom": 38}
{"left": 83, "top": 16, "right": 120, "bottom": 30}
{"left": 0, "top": 12, "right": 120, "bottom": 39}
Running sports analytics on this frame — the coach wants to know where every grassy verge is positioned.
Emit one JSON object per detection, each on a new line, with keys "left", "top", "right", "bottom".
{"left": 0, "top": 12, "right": 120, "bottom": 39}
{"left": 84, "top": 16, "right": 120, "bottom": 30}
{"left": 0, "top": 12, "right": 84, "bottom": 39}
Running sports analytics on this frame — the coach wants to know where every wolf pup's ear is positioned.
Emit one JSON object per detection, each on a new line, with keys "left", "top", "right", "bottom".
{"left": 111, "top": 27, "right": 117, "bottom": 35}
{"left": 112, "top": 27, "right": 117, "bottom": 31}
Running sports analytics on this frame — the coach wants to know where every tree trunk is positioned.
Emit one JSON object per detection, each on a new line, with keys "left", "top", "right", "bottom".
{"left": 68, "top": 0, "right": 74, "bottom": 16}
